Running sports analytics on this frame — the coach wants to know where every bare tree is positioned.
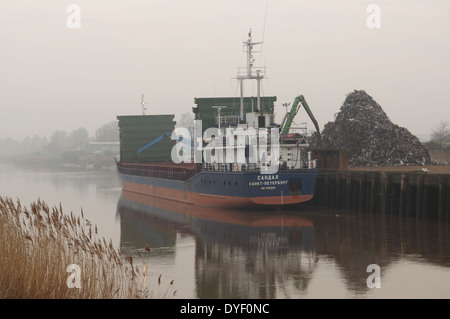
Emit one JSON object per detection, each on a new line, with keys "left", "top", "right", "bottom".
{"left": 68, "top": 127, "right": 89, "bottom": 147}
{"left": 431, "top": 120, "right": 450, "bottom": 143}
{"left": 95, "top": 121, "right": 119, "bottom": 142}
{"left": 176, "top": 112, "right": 194, "bottom": 128}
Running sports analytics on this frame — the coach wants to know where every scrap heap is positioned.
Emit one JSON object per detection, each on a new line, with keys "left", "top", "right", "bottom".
{"left": 310, "top": 90, "right": 430, "bottom": 167}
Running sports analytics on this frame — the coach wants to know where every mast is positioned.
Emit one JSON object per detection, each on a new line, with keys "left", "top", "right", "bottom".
{"left": 237, "top": 29, "right": 265, "bottom": 122}
{"left": 141, "top": 94, "right": 147, "bottom": 115}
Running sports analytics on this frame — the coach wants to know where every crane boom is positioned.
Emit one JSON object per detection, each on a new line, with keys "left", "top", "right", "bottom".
{"left": 137, "top": 132, "right": 194, "bottom": 156}
{"left": 281, "top": 95, "right": 321, "bottom": 136}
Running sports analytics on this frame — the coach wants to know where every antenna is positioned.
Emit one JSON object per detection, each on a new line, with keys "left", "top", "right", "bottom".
{"left": 262, "top": 0, "right": 269, "bottom": 44}
{"left": 141, "top": 93, "right": 147, "bottom": 115}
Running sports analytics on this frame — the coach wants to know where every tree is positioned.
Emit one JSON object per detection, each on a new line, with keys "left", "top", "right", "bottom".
{"left": 21, "top": 134, "right": 48, "bottom": 154}
{"left": 427, "top": 120, "right": 450, "bottom": 150}
{"left": 431, "top": 120, "right": 449, "bottom": 142}
{"left": 47, "top": 130, "right": 68, "bottom": 153}
{"left": 176, "top": 112, "right": 194, "bottom": 128}
{"left": 95, "top": 121, "right": 119, "bottom": 142}
{"left": 68, "top": 127, "right": 89, "bottom": 148}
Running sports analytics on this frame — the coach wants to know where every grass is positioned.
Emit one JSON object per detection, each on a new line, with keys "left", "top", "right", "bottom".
{"left": 0, "top": 196, "right": 175, "bottom": 299}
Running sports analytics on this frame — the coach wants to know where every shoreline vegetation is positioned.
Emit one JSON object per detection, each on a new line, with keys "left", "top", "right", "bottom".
{"left": 0, "top": 121, "right": 120, "bottom": 171}
{"left": 0, "top": 152, "right": 117, "bottom": 171}
{"left": 0, "top": 196, "right": 175, "bottom": 299}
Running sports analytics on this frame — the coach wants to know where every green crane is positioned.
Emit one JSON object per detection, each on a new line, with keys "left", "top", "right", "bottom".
{"left": 281, "top": 95, "right": 321, "bottom": 136}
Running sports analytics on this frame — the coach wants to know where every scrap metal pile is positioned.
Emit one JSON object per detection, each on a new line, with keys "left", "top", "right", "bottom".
{"left": 309, "top": 90, "right": 430, "bottom": 167}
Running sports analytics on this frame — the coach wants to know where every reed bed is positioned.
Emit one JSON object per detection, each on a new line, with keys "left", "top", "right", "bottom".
{"left": 0, "top": 196, "right": 174, "bottom": 299}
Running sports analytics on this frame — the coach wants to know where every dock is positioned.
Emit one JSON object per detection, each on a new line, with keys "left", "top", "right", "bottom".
{"left": 309, "top": 149, "right": 450, "bottom": 220}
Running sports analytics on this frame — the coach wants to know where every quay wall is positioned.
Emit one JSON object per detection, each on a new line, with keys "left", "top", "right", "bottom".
{"left": 309, "top": 168, "right": 450, "bottom": 220}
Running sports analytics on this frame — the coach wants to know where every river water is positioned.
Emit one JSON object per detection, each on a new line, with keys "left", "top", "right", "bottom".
{"left": 1, "top": 162, "right": 449, "bottom": 299}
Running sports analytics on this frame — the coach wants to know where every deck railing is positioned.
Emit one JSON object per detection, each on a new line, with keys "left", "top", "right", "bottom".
{"left": 117, "top": 163, "right": 200, "bottom": 181}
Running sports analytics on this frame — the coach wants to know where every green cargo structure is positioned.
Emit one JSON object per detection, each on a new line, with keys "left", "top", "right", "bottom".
{"left": 117, "top": 115, "right": 176, "bottom": 163}
{"left": 193, "top": 96, "right": 277, "bottom": 133}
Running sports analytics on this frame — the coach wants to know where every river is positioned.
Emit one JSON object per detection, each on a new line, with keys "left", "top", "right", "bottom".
{"left": 0, "top": 162, "right": 449, "bottom": 299}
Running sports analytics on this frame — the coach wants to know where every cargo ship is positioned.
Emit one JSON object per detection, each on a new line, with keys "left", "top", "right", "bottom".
{"left": 116, "top": 30, "right": 319, "bottom": 208}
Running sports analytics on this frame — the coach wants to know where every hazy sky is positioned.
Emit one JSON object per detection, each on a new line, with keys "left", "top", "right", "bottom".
{"left": 1, "top": 0, "right": 449, "bottom": 141}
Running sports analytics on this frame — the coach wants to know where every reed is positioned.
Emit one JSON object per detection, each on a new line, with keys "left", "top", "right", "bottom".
{"left": 0, "top": 196, "right": 173, "bottom": 299}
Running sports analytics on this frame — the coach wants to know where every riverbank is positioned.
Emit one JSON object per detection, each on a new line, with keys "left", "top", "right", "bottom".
{"left": 0, "top": 152, "right": 117, "bottom": 171}
{"left": 0, "top": 196, "right": 149, "bottom": 298}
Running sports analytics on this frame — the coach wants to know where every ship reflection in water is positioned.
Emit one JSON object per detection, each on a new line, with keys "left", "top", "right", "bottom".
{"left": 117, "top": 191, "right": 450, "bottom": 299}
{"left": 117, "top": 191, "right": 317, "bottom": 299}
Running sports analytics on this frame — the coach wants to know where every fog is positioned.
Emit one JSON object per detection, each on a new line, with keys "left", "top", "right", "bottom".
{"left": 1, "top": 0, "right": 449, "bottom": 142}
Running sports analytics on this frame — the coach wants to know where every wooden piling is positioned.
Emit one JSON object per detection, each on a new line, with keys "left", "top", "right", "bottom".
{"left": 438, "top": 178, "right": 445, "bottom": 221}
{"left": 416, "top": 175, "right": 423, "bottom": 219}
{"left": 387, "top": 174, "right": 392, "bottom": 215}
{"left": 358, "top": 176, "right": 365, "bottom": 213}
{"left": 335, "top": 173, "right": 341, "bottom": 209}
{"left": 446, "top": 186, "right": 450, "bottom": 221}
{"left": 369, "top": 173, "right": 376, "bottom": 214}
{"left": 352, "top": 179, "right": 358, "bottom": 211}
{"left": 324, "top": 175, "right": 330, "bottom": 208}
{"left": 406, "top": 180, "right": 414, "bottom": 216}
{"left": 399, "top": 173, "right": 407, "bottom": 216}
{"left": 380, "top": 172, "right": 388, "bottom": 215}
{"left": 313, "top": 168, "right": 449, "bottom": 220}
{"left": 346, "top": 173, "right": 352, "bottom": 210}
{"left": 423, "top": 185, "right": 430, "bottom": 219}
